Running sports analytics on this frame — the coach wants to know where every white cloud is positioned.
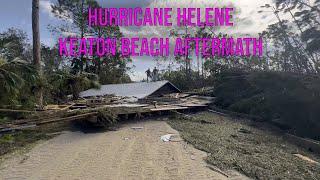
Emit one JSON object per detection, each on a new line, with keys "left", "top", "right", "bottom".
{"left": 39, "top": 0, "right": 54, "bottom": 18}
{"left": 62, "top": 31, "right": 78, "bottom": 37}
{"left": 129, "top": 71, "right": 146, "bottom": 82}
{"left": 231, "top": 0, "right": 276, "bottom": 35}
{"left": 121, "top": 0, "right": 225, "bottom": 38}
{"left": 42, "top": 37, "right": 55, "bottom": 46}
{"left": 120, "top": 0, "right": 279, "bottom": 38}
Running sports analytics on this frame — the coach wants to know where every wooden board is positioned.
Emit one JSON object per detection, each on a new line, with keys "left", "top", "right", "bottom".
{"left": 150, "top": 106, "right": 189, "bottom": 111}
{"left": 178, "top": 104, "right": 208, "bottom": 107}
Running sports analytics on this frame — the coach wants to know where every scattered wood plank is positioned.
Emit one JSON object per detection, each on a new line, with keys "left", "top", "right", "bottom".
{"left": 0, "top": 124, "right": 37, "bottom": 133}
{"left": 36, "top": 112, "right": 98, "bottom": 125}
{"left": 0, "top": 94, "right": 216, "bottom": 132}
{"left": 0, "top": 112, "right": 98, "bottom": 133}
{"left": 179, "top": 104, "right": 208, "bottom": 107}
{"left": 208, "top": 109, "right": 228, "bottom": 116}
{"left": 206, "top": 165, "right": 229, "bottom": 177}
{"left": 0, "top": 109, "right": 35, "bottom": 113}
{"left": 150, "top": 106, "right": 189, "bottom": 111}
{"left": 45, "top": 103, "right": 75, "bottom": 111}
{"left": 69, "top": 105, "right": 88, "bottom": 110}
{"left": 293, "top": 154, "right": 320, "bottom": 165}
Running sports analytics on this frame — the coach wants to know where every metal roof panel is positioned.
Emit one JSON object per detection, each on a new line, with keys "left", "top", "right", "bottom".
{"left": 79, "top": 80, "right": 180, "bottom": 99}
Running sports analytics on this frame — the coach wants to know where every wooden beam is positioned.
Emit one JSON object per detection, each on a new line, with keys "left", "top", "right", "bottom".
{"left": 36, "top": 112, "right": 98, "bottom": 125}
{"left": 0, "top": 109, "right": 35, "bottom": 113}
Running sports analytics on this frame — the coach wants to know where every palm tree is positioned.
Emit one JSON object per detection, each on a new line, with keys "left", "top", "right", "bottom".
{"left": 32, "top": 0, "right": 43, "bottom": 108}
{"left": 49, "top": 71, "right": 100, "bottom": 100}
{"left": 0, "top": 58, "right": 36, "bottom": 104}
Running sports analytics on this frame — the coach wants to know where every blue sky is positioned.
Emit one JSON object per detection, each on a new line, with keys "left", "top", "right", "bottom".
{"left": 0, "top": 0, "right": 55, "bottom": 46}
{"left": 0, "top": 0, "right": 275, "bottom": 81}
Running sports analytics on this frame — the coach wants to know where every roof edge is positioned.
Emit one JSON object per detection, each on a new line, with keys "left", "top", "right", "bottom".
{"left": 141, "top": 80, "right": 181, "bottom": 99}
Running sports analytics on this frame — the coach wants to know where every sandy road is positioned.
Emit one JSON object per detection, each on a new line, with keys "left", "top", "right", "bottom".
{"left": 0, "top": 120, "right": 232, "bottom": 180}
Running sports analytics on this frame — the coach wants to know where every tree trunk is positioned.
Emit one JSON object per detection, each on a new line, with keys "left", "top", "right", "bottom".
{"left": 32, "top": 0, "right": 43, "bottom": 109}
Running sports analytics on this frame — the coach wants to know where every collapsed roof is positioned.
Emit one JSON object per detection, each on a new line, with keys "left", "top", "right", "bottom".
{"left": 79, "top": 80, "right": 181, "bottom": 99}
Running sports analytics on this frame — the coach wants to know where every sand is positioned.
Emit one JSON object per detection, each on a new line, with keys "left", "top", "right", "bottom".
{"left": 0, "top": 120, "right": 238, "bottom": 180}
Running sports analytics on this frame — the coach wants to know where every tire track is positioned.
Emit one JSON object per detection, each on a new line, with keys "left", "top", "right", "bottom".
{"left": 0, "top": 121, "right": 235, "bottom": 180}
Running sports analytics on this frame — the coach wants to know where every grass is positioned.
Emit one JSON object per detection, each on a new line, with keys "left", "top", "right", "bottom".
{"left": 0, "top": 121, "right": 72, "bottom": 157}
{"left": 168, "top": 112, "right": 320, "bottom": 180}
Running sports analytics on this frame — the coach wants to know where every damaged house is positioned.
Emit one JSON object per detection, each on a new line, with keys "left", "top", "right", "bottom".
{"left": 78, "top": 80, "right": 214, "bottom": 111}
{"left": 79, "top": 80, "right": 181, "bottom": 100}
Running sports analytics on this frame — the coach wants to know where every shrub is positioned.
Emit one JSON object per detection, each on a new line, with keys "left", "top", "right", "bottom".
{"left": 213, "top": 69, "right": 320, "bottom": 140}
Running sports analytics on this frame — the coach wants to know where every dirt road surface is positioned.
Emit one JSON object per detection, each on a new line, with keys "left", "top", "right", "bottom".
{"left": 0, "top": 120, "right": 245, "bottom": 180}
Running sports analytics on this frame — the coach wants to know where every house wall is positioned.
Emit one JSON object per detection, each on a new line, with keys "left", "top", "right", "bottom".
{"left": 149, "top": 83, "right": 180, "bottom": 97}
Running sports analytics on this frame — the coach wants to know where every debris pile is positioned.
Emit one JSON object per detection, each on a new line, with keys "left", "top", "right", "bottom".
{"left": 0, "top": 92, "right": 215, "bottom": 133}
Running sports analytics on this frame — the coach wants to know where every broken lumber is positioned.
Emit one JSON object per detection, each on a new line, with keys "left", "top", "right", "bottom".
{"left": 0, "top": 109, "right": 35, "bottom": 113}
{"left": 0, "top": 124, "right": 37, "bottom": 133}
{"left": 0, "top": 112, "right": 98, "bottom": 133}
{"left": 36, "top": 112, "right": 98, "bottom": 125}
{"left": 206, "top": 165, "right": 229, "bottom": 177}
{"left": 293, "top": 154, "right": 320, "bottom": 165}
{"left": 208, "top": 109, "right": 227, "bottom": 116}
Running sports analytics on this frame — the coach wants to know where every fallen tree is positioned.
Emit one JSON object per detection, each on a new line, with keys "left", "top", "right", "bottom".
{"left": 212, "top": 69, "right": 320, "bottom": 141}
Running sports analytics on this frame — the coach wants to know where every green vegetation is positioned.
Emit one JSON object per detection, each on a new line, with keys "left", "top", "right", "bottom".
{"left": 0, "top": 122, "right": 71, "bottom": 156}
{"left": 0, "top": 0, "right": 132, "bottom": 108}
{"left": 168, "top": 112, "right": 320, "bottom": 180}
{"left": 0, "top": 4, "right": 132, "bottom": 159}
{"left": 159, "top": 0, "right": 320, "bottom": 141}
{"left": 211, "top": 68, "right": 320, "bottom": 140}
{"left": 0, "top": 58, "right": 38, "bottom": 107}
{"left": 0, "top": 0, "right": 319, "bottom": 177}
